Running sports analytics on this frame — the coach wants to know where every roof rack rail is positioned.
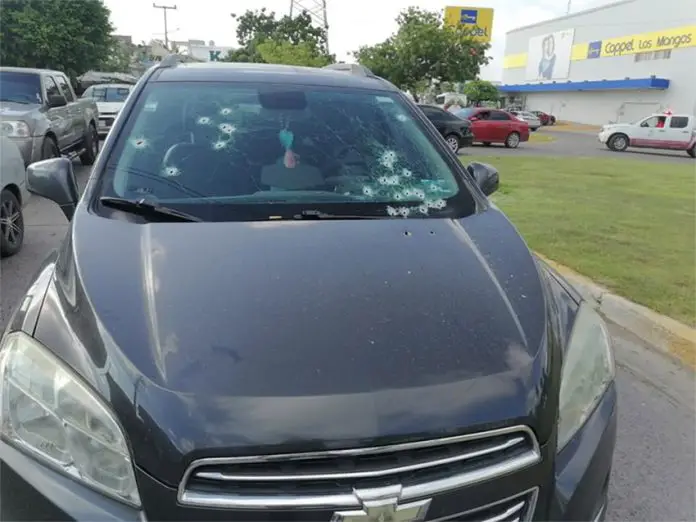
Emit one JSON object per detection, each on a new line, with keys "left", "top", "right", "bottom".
{"left": 158, "top": 54, "right": 181, "bottom": 68}
{"left": 322, "top": 63, "right": 375, "bottom": 77}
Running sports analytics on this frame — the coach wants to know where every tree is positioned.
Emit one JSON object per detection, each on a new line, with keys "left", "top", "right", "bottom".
{"left": 224, "top": 8, "right": 331, "bottom": 64}
{"left": 0, "top": 0, "right": 117, "bottom": 80}
{"left": 354, "top": 7, "right": 490, "bottom": 91}
{"left": 256, "top": 41, "right": 331, "bottom": 67}
{"left": 463, "top": 80, "right": 501, "bottom": 105}
{"left": 102, "top": 41, "right": 133, "bottom": 74}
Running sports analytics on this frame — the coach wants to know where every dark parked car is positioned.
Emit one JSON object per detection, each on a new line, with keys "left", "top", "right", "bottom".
{"left": 418, "top": 104, "right": 474, "bottom": 153}
{"left": 0, "top": 58, "right": 616, "bottom": 522}
{"left": 531, "top": 110, "right": 556, "bottom": 126}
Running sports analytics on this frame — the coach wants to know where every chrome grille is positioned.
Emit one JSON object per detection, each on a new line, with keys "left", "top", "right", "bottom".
{"left": 178, "top": 426, "right": 540, "bottom": 511}
{"left": 434, "top": 489, "right": 538, "bottom": 522}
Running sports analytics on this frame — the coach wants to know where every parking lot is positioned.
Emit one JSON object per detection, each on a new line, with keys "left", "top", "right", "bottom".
{"left": 465, "top": 126, "right": 696, "bottom": 163}
{"left": 0, "top": 143, "right": 694, "bottom": 521}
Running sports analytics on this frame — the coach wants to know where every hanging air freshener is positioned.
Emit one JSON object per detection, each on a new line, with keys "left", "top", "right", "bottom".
{"left": 278, "top": 127, "right": 298, "bottom": 168}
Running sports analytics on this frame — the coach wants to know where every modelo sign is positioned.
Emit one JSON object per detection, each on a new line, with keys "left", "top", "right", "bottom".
{"left": 598, "top": 25, "right": 695, "bottom": 57}
{"left": 444, "top": 6, "right": 495, "bottom": 43}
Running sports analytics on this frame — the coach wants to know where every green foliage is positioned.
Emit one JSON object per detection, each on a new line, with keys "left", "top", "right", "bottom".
{"left": 0, "top": 0, "right": 116, "bottom": 80}
{"left": 256, "top": 41, "right": 331, "bottom": 67}
{"left": 354, "top": 7, "right": 490, "bottom": 90}
{"left": 224, "top": 8, "right": 331, "bottom": 64}
{"left": 463, "top": 80, "right": 500, "bottom": 104}
{"left": 102, "top": 41, "right": 133, "bottom": 74}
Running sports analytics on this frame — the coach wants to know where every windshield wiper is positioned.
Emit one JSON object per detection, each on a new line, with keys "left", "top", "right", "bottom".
{"left": 99, "top": 197, "right": 203, "bottom": 222}
{"left": 292, "top": 209, "right": 386, "bottom": 220}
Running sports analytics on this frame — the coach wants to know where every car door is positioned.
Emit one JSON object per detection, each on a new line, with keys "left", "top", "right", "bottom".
{"left": 469, "top": 110, "right": 495, "bottom": 142}
{"left": 633, "top": 115, "right": 665, "bottom": 147}
{"left": 42, "top": 75, "right": 71, "bottom": 152}
{"left": 661, "top": 116, "right": 692, "bottom": 149}
{"left": 489, "top": 110, "right": 514, "bottom": 141}
{"left": 53, "top": 74, "right": 82, "bottom": 147}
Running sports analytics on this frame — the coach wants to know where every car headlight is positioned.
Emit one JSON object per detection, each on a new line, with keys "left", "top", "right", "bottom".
{"left": 0, "top": 332, "right": 141, "bottom": 507}
{"left": 0, "top": 120, "right": 31, "bottom": 138}
{"left": 557, "top": 303, "right": 615, "bottom": 451}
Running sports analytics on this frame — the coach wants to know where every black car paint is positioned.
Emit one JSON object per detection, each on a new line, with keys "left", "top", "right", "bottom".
{"left": 418, "top": 104, "right": 474, "bottom": 148}
{"left": 1, "top": 62, "right": 614, "bottom": 521}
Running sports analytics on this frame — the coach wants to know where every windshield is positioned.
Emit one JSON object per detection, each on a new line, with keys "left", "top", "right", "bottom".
{"left": 453, "top": 108, "right": 475, "bottom": 119}
{"left": 83, "top": 86, "right": 131, "bottom": 102}
{"left": 0, "top": 72, "right": 42, "bottom": 104}
{"left": 96, "top": 82, "right": 475, "bottom": 222}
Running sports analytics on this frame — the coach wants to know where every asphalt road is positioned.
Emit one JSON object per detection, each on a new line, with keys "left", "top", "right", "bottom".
{"left": 0, "top": 161, "right": 694, "bottom": 521}
{"left": 465, "top": 127, "right": 696, "bottom": 164}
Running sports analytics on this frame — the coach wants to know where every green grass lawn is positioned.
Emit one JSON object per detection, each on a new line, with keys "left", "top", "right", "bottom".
{"left": 467, "top": 154, "right": 696, "bottom": 325}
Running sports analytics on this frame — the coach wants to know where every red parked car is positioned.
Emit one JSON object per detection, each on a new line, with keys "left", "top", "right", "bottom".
{"left": 530, "top": 110, "right": 556, "bottom": 126}
{"left": 453, "top": 108, "right": 530, "bottom": 148}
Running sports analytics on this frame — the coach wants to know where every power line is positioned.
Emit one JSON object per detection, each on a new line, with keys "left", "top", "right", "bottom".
{"left": 152, "top": 3, "right": 177, "bottom": 50}
{"left": 289, "top": 0, "right": 329, "bottom": 53}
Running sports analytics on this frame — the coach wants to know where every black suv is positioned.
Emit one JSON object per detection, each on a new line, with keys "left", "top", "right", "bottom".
{"left": 1, "top": 58, "right": 616, "bottom": 522}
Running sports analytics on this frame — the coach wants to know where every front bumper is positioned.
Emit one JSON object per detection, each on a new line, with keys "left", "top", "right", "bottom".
{"left": 97, "top": 115, "right": 117, "bottom": 137}
{"left": 9, "top": 136, "right": 43, "bottom": 167}
{"left": 0, "top": 384, "right": 617, "bottom": 521}
{"left": 460, "top": 133, "right": 474, "bottom": 147}
{"left": 598, "top": 130, "right": 610, "bottom": 143}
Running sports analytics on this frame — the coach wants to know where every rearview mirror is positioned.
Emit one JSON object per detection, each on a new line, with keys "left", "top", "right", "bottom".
{"left": 467, "top": 161, "right": 499, "bottom": 197}
{"left": 26, "top": 157, "right": 79, "bottom": 221}
{"left": 47, "top": 94, "right": 68, "bottom": 108}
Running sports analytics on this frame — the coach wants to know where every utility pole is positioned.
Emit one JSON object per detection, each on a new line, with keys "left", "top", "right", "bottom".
{"left": 566, "top": 0, "right": 572, "bottom": 15}
{"left": 153, "top": 3, "right": 177, "bottom": 50}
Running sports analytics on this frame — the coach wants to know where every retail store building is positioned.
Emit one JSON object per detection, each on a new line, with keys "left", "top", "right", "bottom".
{"left": 500, "top": 0, "right": 696, "bottom": 125}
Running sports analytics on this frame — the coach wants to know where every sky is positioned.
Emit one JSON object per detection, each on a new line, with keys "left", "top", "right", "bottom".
{"left": 105, "top": 0, "right": 615, "bottom": 80}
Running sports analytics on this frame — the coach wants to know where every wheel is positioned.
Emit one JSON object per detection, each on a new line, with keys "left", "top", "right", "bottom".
{"left": 688, "top": 144, "right": 695, "bottom": 158}
{"left": 482, "top": 142, "right": 492, "bottom": 147}
{"left": 505, "top": 132, "right": 521, "bottom": 149}
{"left": 608, "top": 133, "right": 629, "bottom": 152}
{"left": 0, "top": 188, "right": 24, "bottom": 258}
{"left": 530, "top": 127, "right": 538, "bottom": 132}
{"left": 444, "top": 134, "right": 460, "bottom": 153}
{"left": 80, "top": 123, "right": 99, "bottom": 165}
{"left": 42, "top": 136, "right": 59, "bottom": 160}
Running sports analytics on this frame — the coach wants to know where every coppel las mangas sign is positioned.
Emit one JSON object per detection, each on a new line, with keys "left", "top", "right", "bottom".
{"left": 587, "top": 25, "right": 696, "bottom": 58}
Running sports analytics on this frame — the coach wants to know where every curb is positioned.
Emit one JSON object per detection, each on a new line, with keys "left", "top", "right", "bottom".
{"left": 536, "top": 254, "right": 696, "bottom": 370}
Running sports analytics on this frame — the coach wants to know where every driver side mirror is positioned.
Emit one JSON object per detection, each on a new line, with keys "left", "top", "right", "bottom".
{"left": 26, "top": 158, "right": 79, "bottom": 221}
{"left": 467, "top": 161, "right": 499, "bottom": 197}
{"left": 47, "top": 94, "right": 68, "bottom": 108}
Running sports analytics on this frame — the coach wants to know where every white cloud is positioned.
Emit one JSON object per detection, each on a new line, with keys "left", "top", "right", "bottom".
{"left": 106, "top": 0, "right": 617, "bottom": 81}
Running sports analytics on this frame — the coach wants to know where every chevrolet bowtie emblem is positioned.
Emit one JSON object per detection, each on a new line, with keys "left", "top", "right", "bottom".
{"left": 330, "top": 485, "right": 432, "bottom": 522}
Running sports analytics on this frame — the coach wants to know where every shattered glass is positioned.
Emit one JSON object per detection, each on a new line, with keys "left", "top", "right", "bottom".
{"left": 102, "top": 82, "right": 471, "bottom": 220}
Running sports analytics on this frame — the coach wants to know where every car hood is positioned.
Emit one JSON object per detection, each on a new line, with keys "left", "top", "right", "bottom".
{"left": 601, "top": 122, "right": 631, "bottom": 131}
{"left": 96, "top": 101, "right": 124, "bottom": 114}
{"left": 0, "top": 101, "right": 40, "bottom": 119}
{"left": 40, "top": 208, "right": 551, "bottom": 485}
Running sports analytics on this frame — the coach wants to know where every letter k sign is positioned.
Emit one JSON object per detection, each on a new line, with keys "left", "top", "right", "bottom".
{"left": 209, "top": 50, "right": 221, "bottom": 61}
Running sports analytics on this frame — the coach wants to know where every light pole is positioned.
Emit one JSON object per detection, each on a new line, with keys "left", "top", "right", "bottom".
{"left": 153, "top": 3, "right": 177, "bottom": 50}
{"left": 566, "top": 0, "right": 572, "bottom": 15}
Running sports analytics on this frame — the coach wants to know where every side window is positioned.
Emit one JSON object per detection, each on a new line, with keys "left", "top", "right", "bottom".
{"left": 55, "top": 75, "right": 74, "bottom": 102}
{"left": 477, "top": 111, "right": 491, "bottom": 120}
{"left": 669, "top": 116, "right": 689, "bottom": 129}
{"left": 44, "top": 76, "right": 61, "bottom": 98}
{"left": 490, "top": 111, "right": 511, "bottom": 121}
{"left": 640, "top": 116, "right": 665, "bottom": 128}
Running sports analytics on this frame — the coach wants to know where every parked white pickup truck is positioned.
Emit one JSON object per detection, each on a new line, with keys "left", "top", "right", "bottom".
{"left": 598, "top": 112, "right": 696, "bottom": 158}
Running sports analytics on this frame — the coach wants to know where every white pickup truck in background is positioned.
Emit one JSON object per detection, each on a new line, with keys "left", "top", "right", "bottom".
{"left": 598, "top": 111, "right": 696, "bottom": 158}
